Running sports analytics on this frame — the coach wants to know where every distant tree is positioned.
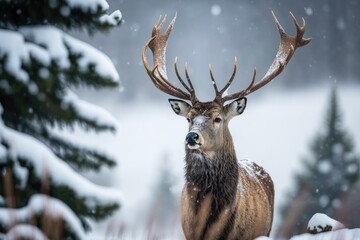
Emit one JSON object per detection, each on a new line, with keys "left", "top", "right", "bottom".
{"left": 0, "top": 0, "right": 123, "bottom": 238}
{"left": 276, "top": 87, "right": 360, "bottom": 238}
{"left": 146, "top": 155, "right": 180, "bottom": 237}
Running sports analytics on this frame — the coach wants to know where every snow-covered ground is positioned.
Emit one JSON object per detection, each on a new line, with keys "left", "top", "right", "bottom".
{"left": 290, "top": 228, "right": 360, "bottom": 240}
{"left": 77, "top": 84, "right": 360, "bottom": 238}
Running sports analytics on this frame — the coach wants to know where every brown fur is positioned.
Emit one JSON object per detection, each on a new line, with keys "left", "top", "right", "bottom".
{"left": 143, "top": 13, "right": 310, "bottom": 240}
{"left": 180, "top": 102, "right": 274, "bottom": 240}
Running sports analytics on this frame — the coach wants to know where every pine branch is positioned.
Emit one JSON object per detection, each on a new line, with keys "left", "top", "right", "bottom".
{"left": 0, "top": 0, "right": 122, "bottom": 32}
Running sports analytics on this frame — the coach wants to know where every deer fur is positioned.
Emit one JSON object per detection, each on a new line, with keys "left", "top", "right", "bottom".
{"left": 142, "top": 12, "right": 310, "bottom": 240}
{"left": 170, "top": 100, "right": 274, "bottom": 240}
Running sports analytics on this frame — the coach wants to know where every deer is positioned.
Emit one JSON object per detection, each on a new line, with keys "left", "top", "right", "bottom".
{"left": 142, "top": 12, "right": 310, "bottom": 240}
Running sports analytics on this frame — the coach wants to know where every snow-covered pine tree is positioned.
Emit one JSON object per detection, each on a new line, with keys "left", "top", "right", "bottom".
{"left": 276, "top": 87, "right": 360, "bottom": 238}
{"left": 0, "top": 0, "right": 122, "bottom": 238}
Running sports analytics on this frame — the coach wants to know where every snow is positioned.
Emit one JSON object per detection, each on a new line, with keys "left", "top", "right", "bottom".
{"left": 100, "top": 10, "right": 122, "bottom": 26}
{"left": 256, "top": 213, "right": 356, "bottom": 240}
{"left": 307, "top": 213, "right": 345, "bottom": 233}
{"left": 0, "top": 112, "right": 123, "bottom": 208}
{"left": 100, "top": 85, "right": 360, "bottom": 235}
{"left": 13, "top": 161, "right": 29, "bottom": 189}
{"left": 336, "top": 18, "right": 346, "bottom": 30}
{"left": 304, "top": 7, "right": 314, "bottom": 16}
{"left": 319, "top": 195, "right": 329, "bottom": 208}
{"left": 63, "top": 90, "right": 119, "bottom": 130}
{"left": 64, "top": 33, "right": 120, "bottom": 82}
{"left": 290, "top": 229, "right": 360, "bottom": 240}
{"left": 211, "top": 5, "right": 222, "bottom": 16}
{"left": 0, "top": 194, "right": 85, "bottom": 239}
{"left": 5, "top": 224, "right": 49, "bottom": 240}
{"left": 318, "top": 160, "right": 332, "bottom": 174}
{"left": 239, "top": 158, "right": 268, "bottom": 180}
{"left": 20, "top": 27, "right": 69, "bottom": 69}
{"left": 190, "top": 116, "right": 209, "bottom": 131}
{"left": 0, "top": 143, "right": 6, "bottom": 159}
{"left": 19, "top": 26, "right": 120, "bottom": 82}
{"left": 26, "top": 43, "right": 51, "bottom": 66}
{"left": 346, "top": 163, "right": 358, "bottom": 174}
{"left": 0, "top": 30, "right": 30, "bottom": 82}
{"left": 65, "top": 0, "right": 109, "bottom": 12}
{"left": 332, "top": 143, "right": 343, "bottom": 155}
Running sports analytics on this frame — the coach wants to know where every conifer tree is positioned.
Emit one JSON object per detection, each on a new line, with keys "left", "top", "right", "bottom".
{"left": 146, "top": 156, "right": 180, "bottom": 236}
{"left": 276, "top": 87, "right": 360, "bottom": 238}
{"left": 0, "top": 0, "right": 123, "bottom": 238}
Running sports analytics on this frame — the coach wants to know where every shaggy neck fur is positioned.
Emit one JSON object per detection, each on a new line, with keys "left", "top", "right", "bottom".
{"left": 184, "top": 128, "right": 239, "bottom": 214}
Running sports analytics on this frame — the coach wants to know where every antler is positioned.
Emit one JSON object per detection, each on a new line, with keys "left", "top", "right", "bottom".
{"left": 142, "top": 14, "right": 198, "bottom": 104}
{"left": 212, "top": 11, "right": 311, "bottom": 103}
{"left": 143, "top": 12, "right": 310, "bottom": 105}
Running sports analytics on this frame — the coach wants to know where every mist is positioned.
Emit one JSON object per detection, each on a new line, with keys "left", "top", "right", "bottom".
{"left": 75, "top": 0, "right": 360, "bottom": 102}
{"left": 71, "top": 0, "right": 360, "bottom": 238}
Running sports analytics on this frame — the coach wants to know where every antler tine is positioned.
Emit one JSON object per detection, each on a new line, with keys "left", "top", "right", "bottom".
{"left": 184, "top": 62, "right": 198, "bottom": 103}
{"left": 209, "top": 64, "right": 220, "bottom": 94}
{"left": 149, "top": 65, "right": 192, "bottom": 99}
{"left": 223, "top": 67, "right": 256, "bottom": 102}
{"left": 143, "top": 14, "right": 198, "bottom": 103}
{"left": 143, "top": 36, "right": 190, "bottom": 99}
{"left": 221, "top": 12, "right": 311, "bottom": 102}
{"left": 155, "top": 15, "right": 165, "bottom": 29}
{"left": 289, "top": 12, "right": 311, "bottom": 47}
{"left": 153, "top": 65, "right": 189, "bottom": 97}
{"left": 174, "top": 57, "right": 192, "bottom": 93}
{"left": 218, "top": 56, "right": 238, "bottom": 96}
{"left": 184, "top": 62, "right": 195, "bottom": 90}
{"left": 244, "top": 68, "right": 257, "bottom": 94}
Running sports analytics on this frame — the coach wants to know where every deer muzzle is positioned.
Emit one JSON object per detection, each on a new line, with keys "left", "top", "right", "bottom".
{"left": 185, "top": 132, "right": 201, "bottom": 149}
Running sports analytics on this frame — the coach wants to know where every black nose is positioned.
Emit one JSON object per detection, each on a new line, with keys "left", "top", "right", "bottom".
{"left": 186, "top": 132, "right": 199, "bottom": 146}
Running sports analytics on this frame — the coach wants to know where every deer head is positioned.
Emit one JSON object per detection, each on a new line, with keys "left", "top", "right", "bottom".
{"left": 142, "top": 12, "right": 310, "bottom": 155}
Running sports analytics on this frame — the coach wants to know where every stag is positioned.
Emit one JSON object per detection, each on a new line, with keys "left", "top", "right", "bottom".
{"left": 142, "top": 12, "right": 310, "bottom": 240}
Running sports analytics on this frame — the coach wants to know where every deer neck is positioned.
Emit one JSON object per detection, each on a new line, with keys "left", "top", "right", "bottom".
{"left": 184, "top": 132, "right": 239, "bottom": 209}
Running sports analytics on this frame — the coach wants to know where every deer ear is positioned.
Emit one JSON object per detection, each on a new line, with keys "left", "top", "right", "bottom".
{"left": 168, "top": 99, "right": 191, "bottom": 117}
{"left": 225, "top": 97, "right": 247, "bottom": 118}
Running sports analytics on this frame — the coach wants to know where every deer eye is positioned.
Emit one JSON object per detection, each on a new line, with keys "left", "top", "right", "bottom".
{"left": 214, "top": 117, "right": 222, "bottom": 123}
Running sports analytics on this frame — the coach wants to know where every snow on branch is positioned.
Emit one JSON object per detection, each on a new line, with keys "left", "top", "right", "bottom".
{"left": 64, "top": 32, "right": 120, "bottom": 82}
{"left": 290, "top": 229, "right": 360, "bottom": 240}
{"left": 0, "top": 30, "right": 50, "bottom": 83}
{"left": 63, "top": 90, "right": 119, "bottom": 131}
{"left": 0, "top": 30, "right": 29, "bottom": 82}
{"left": 5, "top": 224, "right": 49, "bottom": 240}
{"left": 0, "top": 107, "right": 123, "bottom": 208}
{"left": 18, "top": 26, "right": 120, "bottom": 82}
{"left": 100, "top": 10, "right": 122, "bottom": 26}
{"left": 65, "top": 0, "right": 109, "bottom": 12}
{"left": 0, "top": 194, "right": 84, "bottom": 239}
{"left": 307, "top": 213, "right": 345, "bottom": 233}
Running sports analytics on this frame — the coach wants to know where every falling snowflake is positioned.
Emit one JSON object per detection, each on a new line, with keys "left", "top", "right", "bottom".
{"left": 211, "top": 5, "right": 222, "bottom": 16}
{"left": 304, "top": 7, "right": 313, "bottom": 16}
